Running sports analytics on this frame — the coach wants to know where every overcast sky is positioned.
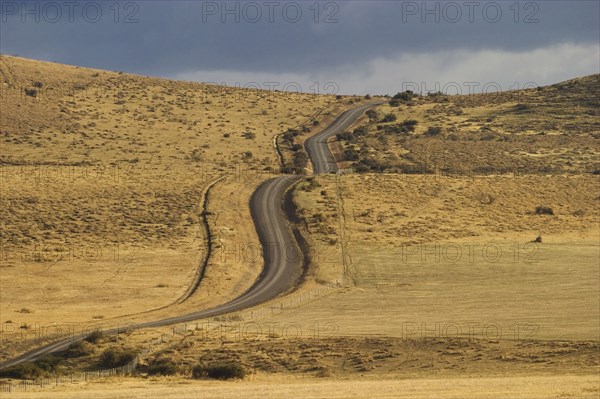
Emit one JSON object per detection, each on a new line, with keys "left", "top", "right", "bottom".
{"left": 1, "top": 1, "right": 598, "bottom": 95}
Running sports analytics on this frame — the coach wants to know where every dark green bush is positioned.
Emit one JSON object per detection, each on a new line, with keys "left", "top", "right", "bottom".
{"left": 24, "top": 88, "right": 37, "bottom": 97}
{"left": 84, "top": 330, "right": 104, "bottom": 344}
{"left": 535, "top": 205, "right": 554, "bottom": 215}
{"left": 424, "top": 126, "right": 443, "bottom": 136}
{"left": 336, "top": 131, "right": 354, "bottom": 141}
{"left": 98, "top": 348, "right": 137, "bottom": 368}
{"left": 392, "top": 91, "right": 413, "bottom": 101}
{"left": 402, "top": 119, "right": 418, "bottom": 130}
{"left": 513, "top": 103, "right": 532, "bottom": 113}
{"left": 343, "top": 148, "right": 359, "bottom": 161}
{"left": 0, "top": 363, "right": 44, "bottom": 379}
{"left": 365, "top": 109, "right": 378, "bottom": 119}
{"left": 146, "top": 358, "right": 178, "bottom": 376}
{"left": 34, "top": 355, "right": 61, "bottom": 373}
{"left": 353, "top": 126, "right": 368, "bottom": 136}
{"left": 63, "top": 340, "right": 93, "bottom": 358}
{"left": 381, "top": 113, "right": 397, "bottom": 123}
{"left": 192, "top": 364, "right": 246, "bottom": 380}
{"left": 293, "top": 151, "right": 308, "bottom": 172}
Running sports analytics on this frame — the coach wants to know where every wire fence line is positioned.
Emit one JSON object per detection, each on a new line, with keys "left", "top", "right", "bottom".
{"left": 171, "top": 283, "right": 340, "bottom": 336}
{"left": 0, "top": 283, "right": 341, "bottom": 393}
{"left": 0, "top": 333, "right": 172, "bottom": 393}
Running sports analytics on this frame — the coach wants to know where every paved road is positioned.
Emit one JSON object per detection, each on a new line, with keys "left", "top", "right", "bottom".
{"left": 304, "top": 102, "right": 385, "bottom": 174}
{"left": 0, "top": 102, "right": 381, "bottom": 369}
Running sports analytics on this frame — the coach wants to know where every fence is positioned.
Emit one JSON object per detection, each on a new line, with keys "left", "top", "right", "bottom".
{"left": 0, "top": 283, "right": 340, "bottom": 393}
{"left": 0, "top": 333, "right": 172, "bottom": 393}
{"left": 171, "top": 283, "right": 340, "bottom": 336}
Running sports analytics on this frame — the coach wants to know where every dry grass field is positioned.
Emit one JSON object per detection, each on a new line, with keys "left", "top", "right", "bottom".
{"left": 6, "top": 375, "right": 599, "bottom": 399}
{"left": 1, "top": 56, "right": 598, "bottom": 398}
{"left": 0, "top": 55, "right": 354, "bottom": 358}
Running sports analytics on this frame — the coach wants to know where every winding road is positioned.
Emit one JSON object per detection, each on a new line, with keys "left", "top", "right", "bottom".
{"left": 0, "top": 101, "right": 381, "bottom": 369}
{"left": 305, "top": 102, "right": 385, "bottom": 174}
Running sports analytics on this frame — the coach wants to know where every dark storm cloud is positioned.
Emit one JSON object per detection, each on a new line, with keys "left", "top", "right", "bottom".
{"left": 0, "top": 1, "right": 598, "bottom": 90}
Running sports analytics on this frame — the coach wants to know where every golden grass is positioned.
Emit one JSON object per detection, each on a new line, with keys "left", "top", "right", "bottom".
{"left": 5, "top": 375, "right": 600, "bottom": 399}
{"left": 0, "top": 55, "right": 348, "bottom": 356}
{"left": 1, "top": 56, "right": 598, "bottom": 396}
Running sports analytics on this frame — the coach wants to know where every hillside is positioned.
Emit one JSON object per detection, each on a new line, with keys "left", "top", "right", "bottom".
{"left": 331, "top": 75, "right": 600, "bottom": 174}
{"left": 0, "top": 58, "right": 598, "bottom": 398}
{"left": 0, "top": 55, "right": 356, "bottom": 356}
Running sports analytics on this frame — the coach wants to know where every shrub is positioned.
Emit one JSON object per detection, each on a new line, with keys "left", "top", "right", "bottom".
{"left": 336, "top": 131, "right": 354, "bottom": 141}
{"left": 343, "top": 148, "right": 359, "bottom": 161}
{"left": 34, "top": 355, "right": 61, "bottom": 373}
{"left": 32, "top": 81, "right": 44, "bottom": 88}
{"left": 192, "top": 364, "right": 246, "bottom": 380}
{"left": 312, "top": 120, "right": 320, "bottom": 126}
{"left": 146, "top": 358, "right": 178, "bottom": 376}
{"left": 24, "top": 88, "right": 37, "bottom": 97}
{"left": 242, "top": 131, "right": 256, "bottom": 140}
{"left": 84, "top": 330, "right": 104, "bottom": 343}
{"left": 424, "top": 126, "right": 443, "bottom": 136}
{"left": 293, "top": 151, "right": 308, "bottom": 172}
{"left": 63, "top": 340, "right": 93, "bottom": 358}
{"left": 0, "top": 363, "right": 44, "bottom": 379}
{"left": 365, "top": 109, "right": 378, "bottom": 119}
{"left": 392, "top": 91, "right": 413, "bottom": 101}
{"left": 427, "top": 91, "right": 445, "bottom": 97}
{"left": 535, "top": 205, "right": 554, "bottom": 215}
{"left": 513, "top": 103, "right": 532, "bottom": 113}
{"left": 381, "top": 113, "right": 397, "bottom": 123}
{"left": 353, "top": 126, "right": 368, "bottom": 136}
{"left": 401, "top": 119, "right": 418, "bottom": 132}
{"left": 282, "top": 131, "right": 295, "bottom": 143}
{"left": 189, "top": 149, "right": 203, "bottom": 162}
{"left": 98, "top": 348, "right": 137, "bottom": 368}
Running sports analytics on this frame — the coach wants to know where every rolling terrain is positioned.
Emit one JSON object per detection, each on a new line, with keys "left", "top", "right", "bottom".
{"left": 0, "top": 56, "right": 598, "bottom": 398}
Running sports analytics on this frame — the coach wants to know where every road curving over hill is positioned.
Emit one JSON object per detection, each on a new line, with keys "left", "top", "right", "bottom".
{"left": 305, "top": 102, "right": 386, "bottom": 174}
{"left": 0, "top": 102, "right": 382, "bottom": 369}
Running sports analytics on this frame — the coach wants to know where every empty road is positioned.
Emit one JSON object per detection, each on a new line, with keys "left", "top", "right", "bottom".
{"left": 304, "top": 102, "right": 385, "bottom": 174}
{"left": 1, "top": 102, "right": 381, "bottom": 369}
